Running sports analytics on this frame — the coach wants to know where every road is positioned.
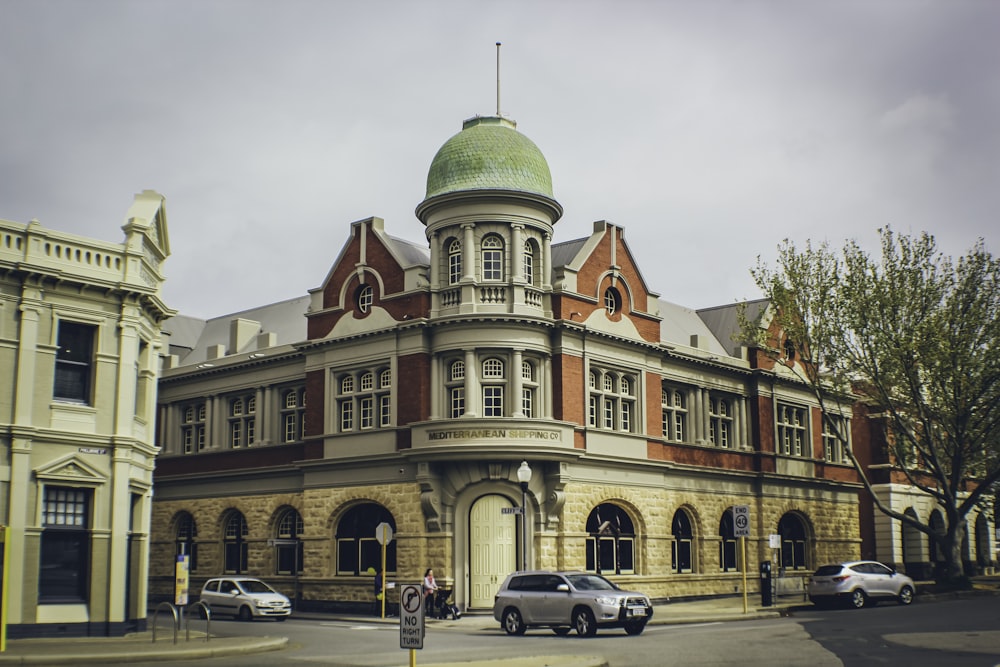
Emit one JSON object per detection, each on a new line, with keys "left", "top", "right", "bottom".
{"left": 129, "top": 596, "right": 1000, "bottom": 667}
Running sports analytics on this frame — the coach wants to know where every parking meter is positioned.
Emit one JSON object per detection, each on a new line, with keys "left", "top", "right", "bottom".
{"left": 760, "top": 560, "right": 773, "bottom": 607}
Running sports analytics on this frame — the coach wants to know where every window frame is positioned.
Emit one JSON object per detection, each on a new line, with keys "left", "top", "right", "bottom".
{"left": 53, "top": 320, "right": 97, "bottom": 404}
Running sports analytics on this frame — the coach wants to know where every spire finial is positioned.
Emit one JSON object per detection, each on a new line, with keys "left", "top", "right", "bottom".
{"left": 496, "top": 41, "right": 502, "bottom": 116}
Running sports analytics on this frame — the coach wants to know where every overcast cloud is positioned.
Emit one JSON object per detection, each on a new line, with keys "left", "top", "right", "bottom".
{"left": 1, "top": 0, "right": 996, "bottom": 319}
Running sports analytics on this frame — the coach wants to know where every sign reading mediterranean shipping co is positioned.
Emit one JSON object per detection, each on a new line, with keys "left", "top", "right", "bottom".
{"left": 427, "top": 428, "right": 562, "bottom": 442}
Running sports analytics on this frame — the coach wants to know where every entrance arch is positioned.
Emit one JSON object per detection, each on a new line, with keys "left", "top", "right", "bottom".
{"left": 469, "top": 495, "right": 516, "bottom": 609}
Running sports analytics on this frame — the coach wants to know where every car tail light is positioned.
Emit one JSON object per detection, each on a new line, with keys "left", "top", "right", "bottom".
{"left": 832, "top": 575, "right": 850, "bottom": 582}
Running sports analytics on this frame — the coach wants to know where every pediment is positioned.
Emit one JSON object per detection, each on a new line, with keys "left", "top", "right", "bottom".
{"left": 35, "top": 453, "right": 107, "bottom": 485}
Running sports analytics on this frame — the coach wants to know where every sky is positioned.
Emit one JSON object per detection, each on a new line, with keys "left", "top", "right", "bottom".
{"left": 1, "top": 0, "right": 997, "bottom": 320}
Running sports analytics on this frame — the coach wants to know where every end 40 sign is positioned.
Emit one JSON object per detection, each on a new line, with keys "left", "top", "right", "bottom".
{"left": 399, "top": 583, "right": 424, "bottom": 649}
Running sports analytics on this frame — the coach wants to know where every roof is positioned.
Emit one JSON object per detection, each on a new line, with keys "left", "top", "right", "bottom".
{"left": 423, "top": 116, "right": 554, "bottom": 200}
{"left": 696, "top": 299, "right": 769, "bottom": 357}
{"left": 658, "top": 299, "right": 730, "bottom": 356}
{"left": 162, "top": 295, "right": 310, "bottom": 365}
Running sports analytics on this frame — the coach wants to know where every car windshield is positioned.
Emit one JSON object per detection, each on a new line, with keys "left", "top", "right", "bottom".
{"left": 238, "top": 580, "right": 276, "bottom": 594}
{"left": 565, "top": 574, "right": 618, "bottom": 591}
{"left": 813, "top": 565, "right": 845, "bottom": 576}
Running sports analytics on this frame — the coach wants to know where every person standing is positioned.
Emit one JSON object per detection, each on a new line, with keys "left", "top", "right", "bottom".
{"left": 374, "top": 568, "right": 384, "bottom": 617}
{"left": 423, "top": 568, "right": 438, "bottom": 617}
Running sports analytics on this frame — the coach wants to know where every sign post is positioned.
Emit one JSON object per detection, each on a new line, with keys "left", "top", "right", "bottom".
{"left": 399, "top": 582, "right": 424, "bottom": 666}
{"left": 732, "top": 505, "right": 750, "bottom": 614}
{"left": 375, "top": 522, "right": 394, "bottom": 619}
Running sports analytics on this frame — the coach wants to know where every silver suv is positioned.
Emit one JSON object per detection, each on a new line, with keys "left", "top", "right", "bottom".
{"left": 808, "top": 561, "right": 915, "bottom": 609}
{"left": 493, "top": 570, "right": 653, "bottom": 637}
{"left": 199, "top": 577, "right": 291, "bottom": 621}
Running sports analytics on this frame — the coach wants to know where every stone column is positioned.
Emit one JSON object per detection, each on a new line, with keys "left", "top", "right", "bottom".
{"left": 464, "top": 348, "right": 479, "bottom": 418}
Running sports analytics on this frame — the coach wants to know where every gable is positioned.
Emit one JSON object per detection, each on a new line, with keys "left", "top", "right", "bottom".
{"left": 35, "top": 452, "right": 108, "bottom": 486}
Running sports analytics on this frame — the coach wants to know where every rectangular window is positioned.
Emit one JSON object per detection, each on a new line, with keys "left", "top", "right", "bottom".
{"left": 449, "top": 253, "right": 461, "bottom": 285}
{"left": 588, "top": 396, "right": 597, "bottom": 427}
{"left": 620, "top": 401, "right": 632, "bottom": 432}
{"left": 230, "top": 422, "right": 242, "bottom": 448}
{"left": 823, "top": 415, "right": 849, "bottom": 463}
{"left": 39, "top": 487, "right": 90, "bottom": 602}
{"left": 521, "top": 388, "right": 533, "bottom": 418}
{"left": 602, "top": 398, "right": 614, "bottom": 429}
{"left": 450, "top": 387, "right": 465, "bottom": 418}
{"left": 53, "top": 321, "right": 96, "bottom": 403}
{"left": 483, "top": 386, "right": 503, "bottom": 417}
{"left": 379, "top": 395, "right": 391, "bottom": 427}
{"left": 360, "top": 397, "right": 373, "bottom": 429}
{"left": 709, "top": 397, "right": 735, "bottom": 448}
{"left": 483, "top": 250, "right": 501, "bottom": 281}
{"left": 777, "top": 404, "right": 808, "bottom": 457}
{"left": 339, "top": 400, "right": 353, "bottom": 432}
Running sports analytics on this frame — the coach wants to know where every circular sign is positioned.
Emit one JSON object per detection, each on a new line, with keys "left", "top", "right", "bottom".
{"left": 375, "top": 522, "right": 393, "bottom": 545}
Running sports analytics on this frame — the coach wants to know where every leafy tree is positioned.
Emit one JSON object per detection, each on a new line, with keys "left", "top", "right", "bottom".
{"left": 740, "top": 228, "right": 1000, "bottom": 585}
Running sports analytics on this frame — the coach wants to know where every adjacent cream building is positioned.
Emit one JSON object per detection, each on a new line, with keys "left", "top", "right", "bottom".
{"left": 0, "top": 192, "right": 173, "bottom": 637}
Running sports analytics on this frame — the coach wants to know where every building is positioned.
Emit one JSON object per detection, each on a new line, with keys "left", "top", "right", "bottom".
{"left": 0, "top": 192, "right": 173, "bottom": 637}
{"left": 147, "top": 113, "right": 884, "bottom": 612}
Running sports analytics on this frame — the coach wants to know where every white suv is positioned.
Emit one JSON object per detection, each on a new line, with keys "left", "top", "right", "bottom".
{"left": 808, "top": 561, "right": 915, "bottom": 609}
{"left": 199, "top": 577, "right": 292, "bottom": 621}
{"left": 493, "top": 571, "right": 653, "bottom": 637}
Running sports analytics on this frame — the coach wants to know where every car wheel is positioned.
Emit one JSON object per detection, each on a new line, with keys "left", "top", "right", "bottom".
{"left": 573, "top": 608, "right": 597, "bottom": 638}
{"left": 552, "top": 627, "right": 571, "bottom": 636}
{"left": 897, "top": 585, "right": 914, "bottom": 605}
{"left": 238, "top": 605, "right": 254, "bottom": 622}
{"left": 624, "top": 620, "right": 646, "bottom": 636}
{"left": 502, "top": 608, "right": 526, "bottom": 636}
{"left": 849, "top": 589, "right": 867, "bottom": 609}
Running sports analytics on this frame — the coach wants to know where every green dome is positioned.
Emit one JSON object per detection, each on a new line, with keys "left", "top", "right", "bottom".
{"left": 424, "top": 116, "right": 554, "bottom": 200}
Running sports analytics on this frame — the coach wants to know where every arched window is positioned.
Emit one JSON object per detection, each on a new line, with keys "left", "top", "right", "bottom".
{"left": 447, "top": 360, "right": 465, "bottom": 418}
{"left": 778, "top": 513, "right": 807, "bottom": 570}
{"left": 521, "top": 360, "right": 536, "bottom": 418}
{"left": 585, "top": 503, "right": 635, "bottom": 574}
{"left": 672, "top": 509, "right": 694, "bottom": 573}
{"left": 662, "top": 387, "right": 687, "bottom": 442}
{"left": 448, "top": 239, "right": 462, "bottom": 285}
{"left": 336, "top": 503, "right": 396, "bottom": 576}
{"left": 223, "top": 511, "right": 249, "bottom": 574}
{"left": 275, "top": 508, "right": 304, "bottom": 575}
{"left": 281, "top": 387, "right": 306, "bottom": 442}
{"left": 482, "top": 357, "right": 506, "bottom": 417}
{"left": 719, "top": 511, "right": 737, "bottom": 572}
{"left": 523, "top": 240, "right": 534, "bottom": 285}
{"left": 481, "top": 235, "right": 503, "bottom": 281}
{"left": 175, "top": 512, "right": 198, "bottom": 572}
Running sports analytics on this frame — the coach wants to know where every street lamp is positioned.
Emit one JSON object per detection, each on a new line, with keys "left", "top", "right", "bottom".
{"left": 516, "top": 460, "right": 532, "bottom": 570}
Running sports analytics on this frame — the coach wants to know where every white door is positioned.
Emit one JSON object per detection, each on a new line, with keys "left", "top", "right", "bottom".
{"left": 469, "top": 495, "right": 516, "bottom": 609}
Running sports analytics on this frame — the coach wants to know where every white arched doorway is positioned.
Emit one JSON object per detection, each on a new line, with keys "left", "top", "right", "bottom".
{"left": 469, "top": 494, "right": 516, "bottom": 609}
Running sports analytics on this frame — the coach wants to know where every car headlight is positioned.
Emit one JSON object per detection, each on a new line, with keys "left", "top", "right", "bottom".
{"left": 253, "top": 598, "right": 268, "bottom": 606}
{"left": 594, "top": 596, "right": 617, "bottom": 606}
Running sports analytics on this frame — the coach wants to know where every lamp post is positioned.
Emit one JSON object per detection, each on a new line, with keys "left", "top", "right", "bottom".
{"left": 516, "top": 460, "right": 532, "bottom": 570}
